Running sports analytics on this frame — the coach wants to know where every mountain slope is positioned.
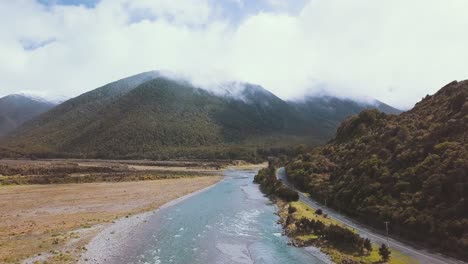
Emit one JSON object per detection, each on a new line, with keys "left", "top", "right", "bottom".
{"left": 1, "top": 73, "right": 400, "bottom": 160}
{"left": 288, "top": 96, "right": 401, "bottom": 139}
{"left": 285, "top": 80, "right": 468, "bottom": 260}
{"left": 2, "top": 77, "right": 306, "bottom": 159}
{"left": 0, "top": 94, "right": 56, "bottom": 137}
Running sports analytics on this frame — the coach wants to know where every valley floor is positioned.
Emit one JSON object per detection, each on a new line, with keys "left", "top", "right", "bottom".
{"left": 0, "top": 159, "right": 224, "bottom": 263}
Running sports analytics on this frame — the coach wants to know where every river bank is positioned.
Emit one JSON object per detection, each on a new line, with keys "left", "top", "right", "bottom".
{"left": 253, "top": 166, "right": 421, "bottom": 264}
{"left": 79, "top": 181, "right": 222, "bottom": 264}
{"left": 0, "top": 162, "right": 222, "bottom": 264}
{"left": 275, "top": 199, "right": 420, "bottom": 264}
{"left": 78, "top": 168, "right": 330, "bottom": 264}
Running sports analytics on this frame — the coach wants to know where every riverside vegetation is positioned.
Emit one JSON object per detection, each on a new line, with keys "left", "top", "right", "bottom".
{"left": 254, "top": 165, "right": 412, "bottom": 264}
{"left": 285, "top": 81, "right": 468, "bottom": 261}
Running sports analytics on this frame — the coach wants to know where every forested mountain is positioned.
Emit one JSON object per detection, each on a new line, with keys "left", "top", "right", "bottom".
{"left": 0, "top": 94, "right": 56, "bottom": 137}
{"left": 285, "top": 80, "right": 468, "bottom": 260}
{"left": 1, "top": 72, "right": 399, "bottom": 160}
{"left": 289, "top": 96, "right": 401, "bottom": 141}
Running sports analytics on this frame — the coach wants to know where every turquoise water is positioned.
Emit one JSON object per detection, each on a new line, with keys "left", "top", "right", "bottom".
{"left": 112, "top": 169, "right": 328, "bottom": 264}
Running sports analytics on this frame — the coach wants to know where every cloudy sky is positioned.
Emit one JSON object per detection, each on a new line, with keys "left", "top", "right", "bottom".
{"left": 1, "top": 0, "right": 467, "bottom": 109}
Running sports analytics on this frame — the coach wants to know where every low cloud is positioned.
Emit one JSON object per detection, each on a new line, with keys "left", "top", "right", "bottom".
{"left": 1, "top": 0, "right": 467, "bottom": 109}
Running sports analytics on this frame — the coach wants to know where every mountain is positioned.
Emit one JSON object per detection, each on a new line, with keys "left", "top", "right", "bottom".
{"left": 0, "top": 94, "right": 57, "bottom": 137}
{"left": 288, "top": 96, "right": 401, "bottom": 140}
{"left": 1, "top": 72, "right": 400, "bottom": 160}
{"left": 285, "top": 80, "right": 467, "bottom": 260}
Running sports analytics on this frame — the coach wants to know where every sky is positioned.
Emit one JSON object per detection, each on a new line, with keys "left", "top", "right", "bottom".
{"left": 1, "top": 0, "right": 468, "bottom": 109}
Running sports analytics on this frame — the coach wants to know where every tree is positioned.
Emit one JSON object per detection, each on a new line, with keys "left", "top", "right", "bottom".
{"left": 364, "top": 238, "right": 372, "bottom": 251}
{"left": 378, "top": 243, "right": 391, "bottom": 262}
{"left": 277, "top": 186, "right": 299, "bottom": 202}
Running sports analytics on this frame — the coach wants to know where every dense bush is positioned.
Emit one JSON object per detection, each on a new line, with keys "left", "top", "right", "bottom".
{"left": 295, "top": 216, "right": 370, "bottom": 252}
{"left": 254, "top": 166, "right": 299, "bottom": 202}
{"left": 277, "top": 185, "right": 300, "bottom": 201}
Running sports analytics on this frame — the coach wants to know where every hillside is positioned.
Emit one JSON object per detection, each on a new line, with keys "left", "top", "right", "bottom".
{"left": 289, "top": 96, "right": 401, "bottom": 141}
{"left": 285, "top": 80, "right": 468, "bottom": 260}
{"left": 1, "top": 72, "right": 399, "bottom": 160}
{"left": 0, "top": 94, "right": 56, "bottom": 137}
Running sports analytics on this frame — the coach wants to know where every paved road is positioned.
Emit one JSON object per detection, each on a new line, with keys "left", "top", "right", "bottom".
{"left": 277, "top": 167, "right": 466, "bottom": 264}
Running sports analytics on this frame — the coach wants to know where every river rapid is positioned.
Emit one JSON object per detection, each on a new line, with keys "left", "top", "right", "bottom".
{"left": 103, "top": 169, "right": 330, "bottom": 264}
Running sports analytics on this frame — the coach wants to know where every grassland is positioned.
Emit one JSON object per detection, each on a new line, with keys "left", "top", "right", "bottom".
{"left": 278, "top": 200, "right": 419, "bottom": 264}
{"left": 0, "top": 159, "right": 226, "bottom": 185}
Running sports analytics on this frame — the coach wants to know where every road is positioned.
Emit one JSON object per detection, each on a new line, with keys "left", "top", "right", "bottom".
{"left": 276, "top": 167, "right": 466, "bottom": 264}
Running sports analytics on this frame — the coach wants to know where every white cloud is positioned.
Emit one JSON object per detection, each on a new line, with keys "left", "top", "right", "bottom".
{"left": 295, "top": 0, "right": 468, "bottom": 107}
{"left": 123, "top": 0, "right": 213, "bottom": 25}
{"left": 0, "top": 0, "right": 467, "bottom": 109}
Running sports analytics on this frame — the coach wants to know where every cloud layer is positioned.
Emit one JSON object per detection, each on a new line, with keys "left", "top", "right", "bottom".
{"left": 1, "top": 0, "right": 467, "bottom": 109}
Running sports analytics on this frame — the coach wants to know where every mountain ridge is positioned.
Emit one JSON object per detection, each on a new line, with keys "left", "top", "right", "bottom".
{"left": 1, "top": 72, "right": 401, "bottom": 160}
{"left": 0, "top": 94, "right": 57, "bottom": 137}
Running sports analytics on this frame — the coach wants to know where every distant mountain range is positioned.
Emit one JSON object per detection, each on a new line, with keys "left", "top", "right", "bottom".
{"left": 0, "top": 94, "right": 57, "bottom": 137}
{"left": 289, "top": 95, "right": 401, "bottom": 142}
{"left": 0, "top": 72, "right": 400, "bottom": 160}
{"left": 285, "top": 80, "right": 467, "bottom": 260}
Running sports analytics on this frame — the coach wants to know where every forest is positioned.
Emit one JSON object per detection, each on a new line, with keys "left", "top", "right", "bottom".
{"left": 285, "top": 81, "right": 468, "bottom": 261}
{"left": 0, "top": 73, "right": 399, "bottom": 161}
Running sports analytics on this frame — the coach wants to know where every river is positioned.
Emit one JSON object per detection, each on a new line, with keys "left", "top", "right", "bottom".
{"left": 102, "top": 169, "right": 330, "bottom": 264}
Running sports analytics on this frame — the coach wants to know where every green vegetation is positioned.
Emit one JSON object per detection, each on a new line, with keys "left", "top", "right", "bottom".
{"left": 379, "top": 243, "right": 391, "bottom": 262}
{"left": 290, "top": 201, "right": 344, "bottom": 227}
{"left": 285, "top": 80, "right": 468, "bottom": 261}
{"left": 289, "top": 96, "right": 401, "bottom": 140}
{"left": 253, "top": 167, "right": 412, "bottom": 263}
{"left": 0, "top": 76, "right": 318, "bottom": 161}
{"left": 285, "top": 201, "right": 418, "bottom": 264}
{"left": 253, "top": 166, "right": 299, "bottom": 202}
{"left": 287, "top": 203, "right": 371, "bottom": 253}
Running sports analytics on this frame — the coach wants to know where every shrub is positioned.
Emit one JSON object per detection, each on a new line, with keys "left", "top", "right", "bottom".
{"left": 288, "top": 205, "right": 297, "bottom": 214}
{"left": 378, "top": 243, "right": 391, "bottom": 262}
{"left": 364, "top": 238, "right": 372, "bottom": 251}
{"left": 277, "top": 186, "right": 299, "bottom": 202}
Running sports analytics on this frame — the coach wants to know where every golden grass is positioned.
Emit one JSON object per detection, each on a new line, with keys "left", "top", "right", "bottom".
{"left": 290, "top": 201, "right": 347, "bottom": 228}
{"left": 296, "top": 234, "right": 319, "bottom": 242}
{"left": 288, "top": 201, "right": 420, "bottom": 264}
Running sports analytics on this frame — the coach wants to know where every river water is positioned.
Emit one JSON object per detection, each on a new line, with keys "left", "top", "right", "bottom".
{"left": 110, "top": 169, "right": 329, "bottom": 264}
